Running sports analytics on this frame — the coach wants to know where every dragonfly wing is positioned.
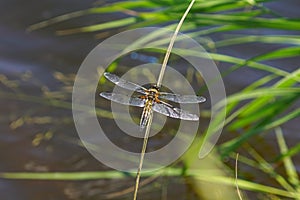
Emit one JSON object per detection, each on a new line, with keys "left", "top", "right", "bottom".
{"left": 100, "top": 92, "right": 145, "bottom": 107}
{"left": 152, "top": 103, "right": 199, "bottom": 121}
{"left": 104, "top": 72, "right": 146, "bottom": 94}
{"left": 159, "top": 92, "right": 206, "bottom": 103}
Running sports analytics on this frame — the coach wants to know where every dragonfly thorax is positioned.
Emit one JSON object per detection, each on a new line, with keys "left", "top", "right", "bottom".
{"left": 146, "top": 86, "right": 160, "bottom": 100}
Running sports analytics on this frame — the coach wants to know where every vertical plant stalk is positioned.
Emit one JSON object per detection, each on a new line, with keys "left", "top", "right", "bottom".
{"left": 133, "top": 111, "right": 153, "bottom": 200}
{"left": 235, "top": 153, "right": 243, "bottom": 200}
{"left": 133, "top": 0, "right": 196, "bottom": 199}
{"left": 156, "top": 0, "right": 196, "bottom": 87}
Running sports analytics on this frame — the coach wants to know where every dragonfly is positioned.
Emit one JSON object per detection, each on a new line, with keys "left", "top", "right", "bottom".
{"left": 100, "top": 72, "right": 206, "bottom": 129}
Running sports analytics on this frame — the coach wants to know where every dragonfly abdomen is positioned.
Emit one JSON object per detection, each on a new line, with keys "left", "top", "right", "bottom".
{"left": 139, "top": 99, "right": 153, "bottom": 129}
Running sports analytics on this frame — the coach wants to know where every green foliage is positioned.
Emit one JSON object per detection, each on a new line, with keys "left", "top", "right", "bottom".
{"left": 28, "top": 0, "right": 300, "bottom": 34}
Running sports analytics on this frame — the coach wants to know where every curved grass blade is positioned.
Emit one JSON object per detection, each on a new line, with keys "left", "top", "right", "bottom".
{"left": 2, "top": 167, "right": 299, "bottom": 198}
{"left": 215, "top": 35, "right": 300, "bottom": 48}
{"left": 274, "top": 144, "right": 300, "bottom": 163}
{"left": 275, "top": 127, "right": 300, "bottom": 191}
{"left": 56, "top": 17, "right": 137, "bottom": 35}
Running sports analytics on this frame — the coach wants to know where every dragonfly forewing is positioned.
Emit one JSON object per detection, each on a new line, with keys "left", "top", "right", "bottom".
{"left": 159, "top": 93, "right": 206, "bottom": 103}
{"left": 100, "top": 92, "right": 146, "bottom": 107}
{"left": 152, "top": 103, "right": 199, "bottom": 121}
{"left": 104, "top": 72, "right": 146, "bottom": 94}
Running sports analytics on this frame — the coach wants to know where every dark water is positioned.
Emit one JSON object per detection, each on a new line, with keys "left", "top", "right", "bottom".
{"left": 0, "top": 0, "right": 299, "bottom": 199}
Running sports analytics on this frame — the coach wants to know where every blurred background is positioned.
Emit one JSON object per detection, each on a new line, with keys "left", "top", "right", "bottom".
{"left": 0, "top": 0, "right": 299, "bottom": 199}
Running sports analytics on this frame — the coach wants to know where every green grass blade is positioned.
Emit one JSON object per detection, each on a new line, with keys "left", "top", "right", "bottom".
{"left": 209, "top": 53, "right": 290, "bottom": 77}
{"left": 192, "top": 174, "right": 300, "bottom": 198}
{"left": 217, "top": 88, "right": 300, "bottom": 108}
{"left": 275, "top": 127, "right": 300, "bottom": 191}
{"left": 252, "top": 46, "right": 300, "bottom": 61}
{"left": 215, "top": 35, "right": 300, "bottom": 48}
{"left": 234, "top": 179, "right": 300, "bottom": 199}
{"left": 90, "top": 1, "right": 159, "bottom": 13}
{"left": 275, "top": 144, "right": 300, "bottom": 163}
{"left": 167, "top": 47, "right": 291, "bottom": 76}
{"left": 2, "top": 168, "right": 299, "bottom": 198}
{"left": 264, "top": 107, "right": 300, "bottom": 130}
{"left": 56, "top": 17, "right": 137, "bottom": 35}
{"left": 190, "top": 14, "right": 300, "bottom": 31}
{"left": 167, "top": 0, "right": 261, "bottom": 13}
{"left": 0, "top": 171, "right": 132, "bottom": 180}
{"left": 27, "top": 10, "right": 90, "bottom": 32}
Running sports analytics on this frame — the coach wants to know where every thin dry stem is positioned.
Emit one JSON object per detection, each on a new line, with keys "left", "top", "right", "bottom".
{"left": 235, "top": 153, "right": 243, "bottom": 200}
{"left": 133, "top": 111, "right": 153, "bottom": 200}
{"left": 133, "top": 1, "right": 196, "bottom": 199}
{"left": 156, "top": 0, "right": 196, "bottom": 87}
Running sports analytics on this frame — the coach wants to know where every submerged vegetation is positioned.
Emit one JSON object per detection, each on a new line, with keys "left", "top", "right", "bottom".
{"left": 1, "top": 0, "right": 300, "bottom": 199}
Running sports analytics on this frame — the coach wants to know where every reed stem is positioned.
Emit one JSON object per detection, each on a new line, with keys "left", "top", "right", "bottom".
{"left": 133, "top": 111, "right": 153, "bottom": 200}
{"left": 133, "top": 0, "right": 196, "bottom": 199}
{"left": 156, "top": 0, "right": 196, "bottom": 87}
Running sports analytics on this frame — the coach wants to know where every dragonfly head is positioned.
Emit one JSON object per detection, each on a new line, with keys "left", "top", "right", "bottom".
{"left": 151, "top": 85, "right": 160, "bottom": 91}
